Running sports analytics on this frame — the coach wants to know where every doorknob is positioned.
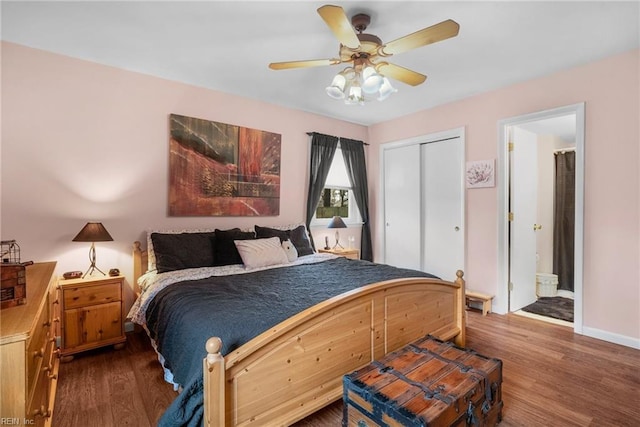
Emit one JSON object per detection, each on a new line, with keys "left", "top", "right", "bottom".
{"left": 533, "top": 224, "right": 542, "bottom": 231}
{"left": 454, "top": 226, "right": 460, "bottom": 231}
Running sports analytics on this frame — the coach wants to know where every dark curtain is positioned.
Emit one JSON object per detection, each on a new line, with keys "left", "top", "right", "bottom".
{"left": 305, "top": 133, "right": 339, "bottom": 250}
{"left": 553, "top": 151, "right": 575, "bottom": 292}
{"left": 340, "top": 138, "right": 373, "bottom": 261}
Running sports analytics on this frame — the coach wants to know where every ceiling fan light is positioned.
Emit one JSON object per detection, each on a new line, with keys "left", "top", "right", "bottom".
{"left": 345, "top": 84, "right": 364, "bottom": 105}
{"left": 361, "top": 66, "right": 383, "bottom": 94}
{"left": 377, "top": 77, "right": 397, "bottom": 101}
{"left": 325, "top": 74, "right": 346, "bottom": 99}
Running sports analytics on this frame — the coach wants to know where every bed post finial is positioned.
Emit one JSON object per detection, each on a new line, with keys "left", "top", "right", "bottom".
{"left": 206, "top": 337, "right": 222, "bottom": 355}
{"left": 204, "top": 337, "right": 225, "bottom": 427}
{"left": 454, "top": 270, "right": 466, "bottom": 347}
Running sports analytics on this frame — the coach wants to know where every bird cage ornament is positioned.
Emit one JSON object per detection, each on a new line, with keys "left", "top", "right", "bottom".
{"left": 1, "top": 240, "right": 33, "bottom": 308}
{"left": 1, "top": 240, "right": 21, "bottom": 264}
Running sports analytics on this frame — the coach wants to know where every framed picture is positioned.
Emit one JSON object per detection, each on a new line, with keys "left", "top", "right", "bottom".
{"left": 168, "top": 114, "right": 281, "bottom": 216}
{"left": 466, "top": 159, "right": 495, "bottom": 188}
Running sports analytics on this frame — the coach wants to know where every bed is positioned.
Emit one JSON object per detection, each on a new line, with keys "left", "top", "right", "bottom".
{"left": 128, "top": 225, "right": 465, "bottom": 427}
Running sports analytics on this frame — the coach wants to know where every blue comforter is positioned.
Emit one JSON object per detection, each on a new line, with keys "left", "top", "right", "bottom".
{"left": 145, "top": 257, "right": 436, "bottom": 426}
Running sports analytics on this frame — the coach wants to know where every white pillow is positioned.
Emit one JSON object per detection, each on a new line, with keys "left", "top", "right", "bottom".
{"left": 281, "top": 239, "right": 298, "bottom": 262}
{"left": 234, "top": 237, "right": 289, "bottom": 269}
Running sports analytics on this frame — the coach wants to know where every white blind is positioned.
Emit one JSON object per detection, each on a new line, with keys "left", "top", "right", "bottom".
{"left": 324, "top": 147, "right": 351, "bottom": 188}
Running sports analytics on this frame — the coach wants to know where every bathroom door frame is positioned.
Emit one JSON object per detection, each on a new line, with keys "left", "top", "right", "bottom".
{"left": 496, "top": 103, "right": 585, "bottom": 334}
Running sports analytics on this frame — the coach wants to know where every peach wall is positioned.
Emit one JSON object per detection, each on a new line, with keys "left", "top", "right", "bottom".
{"left": 368, "top": 49, "right": 640, "bottom": 342}
{"left": 2, "top": 41, "right": 638, "bottom": 345}
{"left": 0, "top": 42, "right": 367, "bottom": 308}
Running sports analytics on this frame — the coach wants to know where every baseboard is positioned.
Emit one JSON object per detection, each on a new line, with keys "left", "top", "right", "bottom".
{"left": 124, "top": 321, "right": 135, "bottom": 333}
{"left": 582, "top": 326, "right": 640, "bottom": 350}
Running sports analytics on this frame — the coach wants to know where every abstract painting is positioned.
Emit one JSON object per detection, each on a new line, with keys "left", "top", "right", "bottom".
{"left": 168, "top": 114, "right": 281, "bottom": 216}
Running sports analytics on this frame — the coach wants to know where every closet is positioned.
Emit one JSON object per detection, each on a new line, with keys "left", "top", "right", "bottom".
{"left": 382, "top": 129, "right": 465, "bottom": 281}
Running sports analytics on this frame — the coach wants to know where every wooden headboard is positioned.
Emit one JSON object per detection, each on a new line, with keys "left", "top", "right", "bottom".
{"left": 132, "top": 241, "right": 148, "bottom": 297}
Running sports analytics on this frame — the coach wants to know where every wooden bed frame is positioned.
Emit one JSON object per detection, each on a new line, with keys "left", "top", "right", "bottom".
{"left": 132, "top": 241, "right": 465, "bottom": 427}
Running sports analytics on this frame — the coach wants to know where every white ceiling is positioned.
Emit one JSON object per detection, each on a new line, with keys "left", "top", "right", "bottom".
{"left": 1, "top": 1, "right": 638, "bottom": 126}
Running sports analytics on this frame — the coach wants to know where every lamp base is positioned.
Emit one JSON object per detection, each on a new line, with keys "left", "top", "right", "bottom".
{"left": 83, "top": 242, "right": 107, "bottom": 279}
{"left": 82, "top": 263, "right": 106, "bottom": 279}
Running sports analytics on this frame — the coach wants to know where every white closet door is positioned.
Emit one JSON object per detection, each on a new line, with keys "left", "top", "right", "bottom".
{"left": 383, "top": 144, "right": 421, "bottom": 270}
{"left": 422, "top": 139, "right": 464, "bottom": 281}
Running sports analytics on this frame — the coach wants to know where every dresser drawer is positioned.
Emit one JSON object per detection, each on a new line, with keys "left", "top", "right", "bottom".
{"left": 28, "top": 330, "right": 57, "bottom": 425}
{"left": 26, "top": 304, "right": 51, "bottom": 393}
{"left": 63, "top": 282, "right": 121, "bottom": 309}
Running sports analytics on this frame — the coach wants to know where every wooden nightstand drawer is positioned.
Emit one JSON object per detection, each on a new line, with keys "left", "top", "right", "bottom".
{"left": 59, "top": 275, "right": 126, "bottom": 360}
{"left": 62, "top": 281, "right": 121, "bottom": 309}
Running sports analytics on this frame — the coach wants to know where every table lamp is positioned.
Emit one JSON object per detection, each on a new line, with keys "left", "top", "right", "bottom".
{"left": 72, "top": 222, "right": 113, "bottom": 278}
{"left": 327, "top": 216, "right": 347, "bottom": 249}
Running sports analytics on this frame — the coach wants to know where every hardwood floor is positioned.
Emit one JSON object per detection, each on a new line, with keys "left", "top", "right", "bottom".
{"left": 53, "top": 311, "right": 640, "bottom": 426}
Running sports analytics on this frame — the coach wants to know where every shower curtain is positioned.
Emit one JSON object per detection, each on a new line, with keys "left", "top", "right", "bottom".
{"left": 553, "top": 151, "right": 575, "bottom": 292}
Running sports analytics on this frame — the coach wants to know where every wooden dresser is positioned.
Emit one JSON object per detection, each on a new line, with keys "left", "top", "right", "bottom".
{"left": 0, "top": 262, "right": 59, "bottom": 426}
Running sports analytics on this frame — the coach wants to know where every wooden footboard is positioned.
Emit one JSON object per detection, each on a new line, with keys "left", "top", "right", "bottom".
{"left": 132, "top": 242, "right": 465, "bottom": 426}
{"left": 205, "top": 274, "right": 465, "bottom": 426}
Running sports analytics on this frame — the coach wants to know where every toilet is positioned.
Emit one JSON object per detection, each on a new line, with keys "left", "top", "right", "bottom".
{"left": 536, "top": 273, "right": 558, "bottom": 297}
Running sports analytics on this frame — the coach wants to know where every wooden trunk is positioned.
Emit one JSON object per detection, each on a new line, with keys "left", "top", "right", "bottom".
{"left": 1, "top": 264, "right": 27, "bottom": 308}
{"left": 343, "top": 335, "right": 502, "bottom": 427}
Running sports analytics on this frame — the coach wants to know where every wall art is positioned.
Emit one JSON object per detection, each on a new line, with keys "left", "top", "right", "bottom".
{"left": 168, "top": 114, "right": 281, "bottom": 216}
{"left": 466, "top": 159, "right": 495, "bottom": 188}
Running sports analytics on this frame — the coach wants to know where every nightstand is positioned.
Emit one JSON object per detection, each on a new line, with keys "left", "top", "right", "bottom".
{"left": 58, "top": 274, "right": 126, "bottom": 362}
{"left": 318, "top": 248, "right": 360, "bottom": 260}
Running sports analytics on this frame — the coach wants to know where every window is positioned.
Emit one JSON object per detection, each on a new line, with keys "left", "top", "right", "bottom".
{"left": 312, "top": 146, "right": 361, "bottom": 225}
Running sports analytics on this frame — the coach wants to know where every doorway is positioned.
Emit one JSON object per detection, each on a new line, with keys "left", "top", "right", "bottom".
{"left": 496, "top": 104, "right": 585, "bottom": 334}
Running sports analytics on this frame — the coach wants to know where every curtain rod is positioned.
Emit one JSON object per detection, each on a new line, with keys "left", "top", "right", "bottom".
{"left": 553, "top": 147, "right": 576, "bottom": 153}
{"left": 306, "top": 132, "right": 369, "bottom": 145}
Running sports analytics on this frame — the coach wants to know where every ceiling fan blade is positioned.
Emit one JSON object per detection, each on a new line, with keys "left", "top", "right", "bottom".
{"left": 269, "top": 58, "right": 342, "bottom": 70}
{"left": 381, "top": 19, "right": 460, "bottom": 56}
{"left": 317, "top": 5, "right": 361, "bottom": 49}
{"left": 377, "top": 63, "right": 427, "bottom": 86}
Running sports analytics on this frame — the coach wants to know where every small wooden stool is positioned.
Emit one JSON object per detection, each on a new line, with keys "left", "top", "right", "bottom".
{"left": 466, "top": 290, "right": 494, "bottom": 316}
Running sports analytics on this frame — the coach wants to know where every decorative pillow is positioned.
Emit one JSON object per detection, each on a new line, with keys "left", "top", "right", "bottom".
{"left": 150, "top": 232, "right": 216, "bottom": 273}
{"left": 214, "top": 228, "right": 256, "bottom": 266}
{"left": 281, "top": 239, "right": 298, "bottom": 262}
{"left": 255, "top": 224, "right": 314, "bottom": 256}
{"left": 234, "top": 237, "right": 289, "bottom": 269}
{"left": 147, "top": 227, "right": 216, "bottom": 270}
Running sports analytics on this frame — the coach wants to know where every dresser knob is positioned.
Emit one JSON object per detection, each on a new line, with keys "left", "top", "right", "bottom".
{"left": 33, "top": 405, "right": 51, "bottom": 418}
{"left": 33, "top": 348, "right": 44, "bottom": 358}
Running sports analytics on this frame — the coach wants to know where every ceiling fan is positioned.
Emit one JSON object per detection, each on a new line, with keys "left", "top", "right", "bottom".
{"left": 269, "top": 5, "right": 460, "bottom": 103}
